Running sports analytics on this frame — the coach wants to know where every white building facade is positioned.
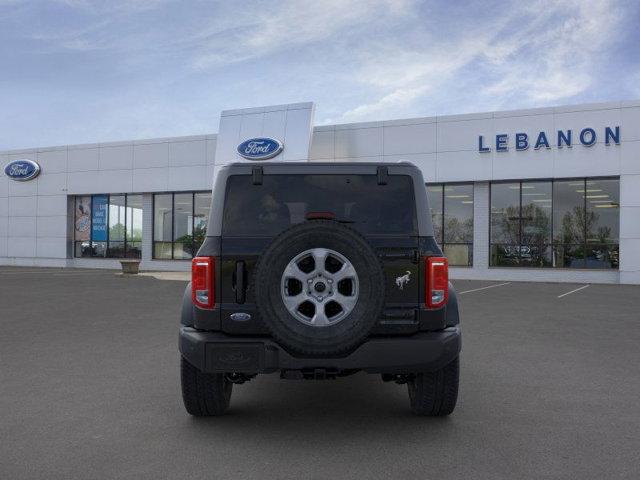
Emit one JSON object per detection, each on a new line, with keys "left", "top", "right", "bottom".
{"left": 1, "top": 100, "right": 639, "bottom": 284}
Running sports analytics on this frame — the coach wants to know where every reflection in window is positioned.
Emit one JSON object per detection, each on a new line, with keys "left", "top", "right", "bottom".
{"left": 152, "top": 192, "right": 212, "bottom": 260}
{"left": 126, "top": 195, "right": 143, "bottom": 258}
{"left": 553, "top": 180, "right": 586, "bottom": 268}
{"left": 490, "top": 182, "right": 520, "bottom": 267}
{"left": 520, "top": 181, "right": 552, "bottom": 267}
{"left": 194, "top": 193, "right": 211, "bottom": 254}
{"left": 173, "top": 193, "right": 193, "bottom": 260}
{"left": 427, "top": 185, "right": 443, "bottom": 243}
{"left": 153, "top": 194, "right": 172, "bottom": 259}
{"left": 491, "top": 178, "right": 619, "bottom": 269}
{"left": 73, "top": 194, "right": 143, "bottom": 259}
{"left": 223, "top": 174, "right": 418, "bottom": 236}
{"left": 108, "top": 195, "right": 125, "bottom": 257}
{"left": 585, "top": 178, "right": 619, "bottom": 269}
{"left": 427, "top": 183, "right": 473, "bottom": 266}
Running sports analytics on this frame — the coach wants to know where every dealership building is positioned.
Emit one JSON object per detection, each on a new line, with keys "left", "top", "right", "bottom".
{"left": 1, "top": 100, "right": 639, "bottom": 284}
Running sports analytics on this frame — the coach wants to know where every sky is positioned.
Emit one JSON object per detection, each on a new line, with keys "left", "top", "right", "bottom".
{"left": 1, "top": 0, "right": 639, "bottom": 150}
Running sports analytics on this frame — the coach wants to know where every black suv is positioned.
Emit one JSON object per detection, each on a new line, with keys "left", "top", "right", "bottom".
{"left": 179, "top": 162, "right": 461, "bottom": 416}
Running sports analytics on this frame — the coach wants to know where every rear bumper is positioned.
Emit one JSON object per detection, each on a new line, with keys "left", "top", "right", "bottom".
{"left": 179, "top": 326, "right": 461, "bottom": 374}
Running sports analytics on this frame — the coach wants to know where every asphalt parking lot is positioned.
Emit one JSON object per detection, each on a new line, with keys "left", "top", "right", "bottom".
{"left": 1, "top": 268, "right": 639, "bottom": 479}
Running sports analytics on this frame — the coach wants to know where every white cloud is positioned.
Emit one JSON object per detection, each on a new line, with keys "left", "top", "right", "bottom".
{"left": 481, "top": 0, "right": 621, "bottom": 105}
{"left": 334, "top": 0, "right": 625, "bottom": 122}
{"left": 339, "top": 85, "right": 429, "bottom": 121}
{"left": 190, "top": 0, "right": 413, "bottom": 69}
{"left": 0, "top": 0, "right": 634, "bottom": 149}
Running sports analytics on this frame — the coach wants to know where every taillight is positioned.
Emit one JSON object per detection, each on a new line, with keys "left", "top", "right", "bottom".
{"left": 425, "top": 256, "right": 448, "bottom": 309}
{"left": 192, "top": 257, "right": 215, "bottom": 309}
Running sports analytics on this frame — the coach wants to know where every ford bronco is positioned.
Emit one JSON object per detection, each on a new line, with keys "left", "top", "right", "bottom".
{"left": 179, "top": 162, "right": 461, "bottom": 416}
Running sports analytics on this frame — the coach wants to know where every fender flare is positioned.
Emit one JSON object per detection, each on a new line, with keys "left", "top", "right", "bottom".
{"left": 180, "top": 282, "right": 195, "bottom": 327}
{"left": 445, "top": 281, "right": 460, "bottom": 327}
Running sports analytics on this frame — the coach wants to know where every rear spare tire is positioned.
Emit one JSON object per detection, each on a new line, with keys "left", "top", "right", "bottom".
{"left": 253, "top": 220, "right": 385, "bottom": 356}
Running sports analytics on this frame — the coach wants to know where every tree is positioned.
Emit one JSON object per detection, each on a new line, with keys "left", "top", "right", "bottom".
{"left": 109, "top": 223, "right": 125, "bottom": 241}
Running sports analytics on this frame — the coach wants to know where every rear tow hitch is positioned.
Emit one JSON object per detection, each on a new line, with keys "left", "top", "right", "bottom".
{"left": 225, "top": 373, "right": 255, "bottom": 384}
{"left": 381, "top": 374, "right": 413, "bottom": 384}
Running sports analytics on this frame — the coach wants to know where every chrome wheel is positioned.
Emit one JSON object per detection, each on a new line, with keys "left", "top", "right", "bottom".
{"left": 281, "top": 248, "right": 359, "bottom": 327}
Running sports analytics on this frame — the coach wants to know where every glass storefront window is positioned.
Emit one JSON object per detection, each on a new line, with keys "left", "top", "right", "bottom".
{"left": 520, "top": 181, "right": 552, "bottom": 267}
{"left": 427, "top": 183, "right": 473, "bottom": 266}
{"left": 153, "top": 194, "right": 172, "bottom": 259}
{"left": 126, "top": 195, "right": 143, "bottom": 258}
{"left": 73, "top": 193, "right": 143, "bottom": 259}
{"left": 491, "top": 178, "right": 619, "bottom": 269}
{"left": 427, "top": 185, "right": 443, "bottom": 244}
{"left": 585, "top": 178, "right": 619, "bottom": 269}
{"left": 490, "top": 182, "right": 520, "bottom": 267}
{"left": 553, "top": 180, "right": 586, "bottom": 268}
{"left": 194, "top": 192, "right": 211, "bottom": 255}
{"left": 586, "top": 179, "right": 619, "bottom": 243}
{"left": 173, "top": 193, "right": 193, "bottom": 259}
{"left": 152, "top": 192, "right": 212, "bottom": 260}
{"left": 108, "top": 195, "right": 125, "bottom": 258}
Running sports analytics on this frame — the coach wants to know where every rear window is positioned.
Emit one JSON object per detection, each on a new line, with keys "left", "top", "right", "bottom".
{"left": 222, "top": 174, "right": 417, "bottom": 236}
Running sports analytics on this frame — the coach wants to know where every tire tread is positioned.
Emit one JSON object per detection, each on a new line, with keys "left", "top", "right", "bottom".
{"left": 408, "top": 357, "right": 459, "bottom": 416}
{"left": 181, "top": 357, "right": 232, "bottom": 416}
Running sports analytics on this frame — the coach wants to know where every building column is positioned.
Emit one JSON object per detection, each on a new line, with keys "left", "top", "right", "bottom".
{"left": 141, "top": 193, "right": 153, "bottom": 263}
{"left": 619, "top": 174, "right": 640, "bottom": 284}
{"left": 473, "top": 182, "right": 490, "bottom": 271}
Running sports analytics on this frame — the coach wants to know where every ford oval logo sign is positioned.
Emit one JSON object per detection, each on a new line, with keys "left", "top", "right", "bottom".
{"left": 237, "top": 137, "right": 283, "bottom": 160}
{"left": 4, "top": 159, "right": 41, "bottom": 182}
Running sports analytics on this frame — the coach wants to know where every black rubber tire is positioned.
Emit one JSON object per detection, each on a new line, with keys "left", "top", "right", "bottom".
{"left": 407, "top": 357, "right": 459, "bottom": 416}
{"left": 253, "top": 220, "right": 385, "bottom": 356}
{"left": 180, "top": 356, "right": 232, "bottom": 416}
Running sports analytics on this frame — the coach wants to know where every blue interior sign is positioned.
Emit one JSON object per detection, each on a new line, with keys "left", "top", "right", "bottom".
{"left": 91, "top": 195, "right": 108, "bottom": 241}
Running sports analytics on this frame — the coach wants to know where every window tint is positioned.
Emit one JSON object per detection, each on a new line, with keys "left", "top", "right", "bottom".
{"left": 223, "top": 174, "right": 417, "bottom": 236}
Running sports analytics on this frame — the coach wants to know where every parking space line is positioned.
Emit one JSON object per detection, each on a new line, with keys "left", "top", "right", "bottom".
{"left": 458, "top": 282, "right": 511, "bottom": 295}
{"left": 0, "top": 270, "right": 114, "bottom": 276}
{"left": 557, "top": 284, "right": 590, "bottom": 298}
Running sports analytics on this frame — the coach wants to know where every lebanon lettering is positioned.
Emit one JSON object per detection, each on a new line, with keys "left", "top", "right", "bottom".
{"left": 478, "top": 126, "right": 620, "bottom": 152}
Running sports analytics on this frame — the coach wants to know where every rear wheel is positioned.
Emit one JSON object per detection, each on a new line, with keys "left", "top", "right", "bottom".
{"left": 407, "top": 357, "right": 459, "bottom": 416}
{"left": 180, "top": 357, "right": 232, "bottom": 416}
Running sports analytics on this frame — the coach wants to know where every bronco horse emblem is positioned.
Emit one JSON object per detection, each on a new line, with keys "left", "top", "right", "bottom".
{"left": 395, "top": 270, "right": 411, "bottom": 290}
